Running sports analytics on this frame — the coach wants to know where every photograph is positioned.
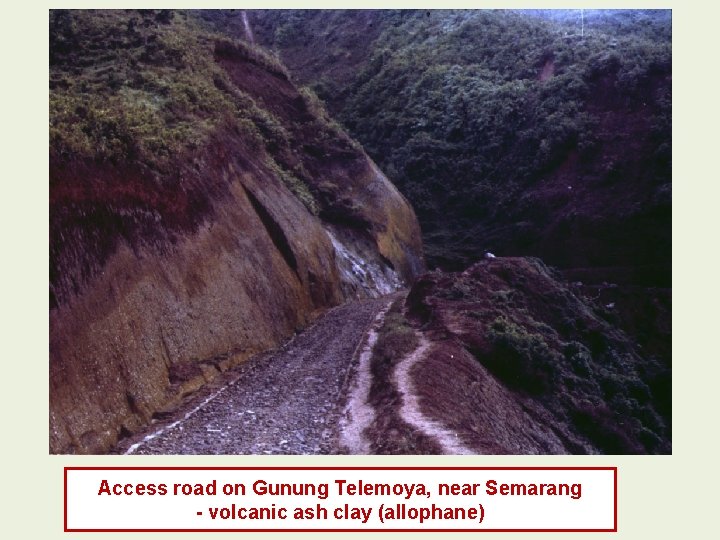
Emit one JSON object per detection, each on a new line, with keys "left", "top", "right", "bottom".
{"left": 49, "top": 8, "right": 671, "bottom": 455}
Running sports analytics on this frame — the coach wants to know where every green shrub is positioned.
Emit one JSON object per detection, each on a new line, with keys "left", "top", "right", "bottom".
{"left": 483, "top": 316, "right": 560, "bottom": 394}
{"left": 260, "top": 9, "right": 673, "bottom": 270}
{"left": 373, "top": 302, "right": 419, "bottom": 367}
{"left": 50, "top": 10, "right": 321, "bottom": 214}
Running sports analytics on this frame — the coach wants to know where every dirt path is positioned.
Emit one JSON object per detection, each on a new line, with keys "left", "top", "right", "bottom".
{"left": 337, "top": 304, "right": 391, "bottom": 454}
{"left": 393, "top": 335, "right": 475, "bottom": 455}
{"left": 115, "top": 297, "right": 391, "bottom": 455}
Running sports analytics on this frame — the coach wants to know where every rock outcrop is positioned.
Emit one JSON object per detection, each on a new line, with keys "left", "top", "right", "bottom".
{"left": 49, "top": 10, "right": 423, "bottom": 454}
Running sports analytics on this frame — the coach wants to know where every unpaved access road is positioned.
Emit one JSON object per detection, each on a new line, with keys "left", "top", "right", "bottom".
{"left": 114, "top": 297, "right": 392, "bottom": 455}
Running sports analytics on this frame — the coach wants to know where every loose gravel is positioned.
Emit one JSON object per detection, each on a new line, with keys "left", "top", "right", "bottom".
{"left": 115, "top": 297, "right": 390, "bottom": 455}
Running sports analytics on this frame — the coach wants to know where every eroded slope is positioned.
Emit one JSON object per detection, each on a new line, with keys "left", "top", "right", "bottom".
{"left": 363, "top": 258, "right": 671, "bottom": 454}
{"left": 49, "top": 10, "right": 423, "bottom": 454}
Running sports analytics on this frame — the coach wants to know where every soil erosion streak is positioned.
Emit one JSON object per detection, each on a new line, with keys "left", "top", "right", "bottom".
{"left": 116, "top": 297, "right": 392, "bottom": 455}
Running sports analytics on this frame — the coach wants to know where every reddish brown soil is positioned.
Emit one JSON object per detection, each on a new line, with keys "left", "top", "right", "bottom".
{"left": 402, "top": 257, "right": 670, "bottom": 454}
{"left": 112, "top": 298, "right": 390, "bottom": 455}
{"left": 50, "top": 33, "right": 424, "bottom": 454}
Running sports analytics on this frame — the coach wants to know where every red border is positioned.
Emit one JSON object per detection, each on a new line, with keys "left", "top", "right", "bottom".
{"left": 64, "top": 466, "right": 618, "bottom": 533}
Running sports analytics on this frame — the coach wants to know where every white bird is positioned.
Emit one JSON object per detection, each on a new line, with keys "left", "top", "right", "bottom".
{"left": 484, "top": 252, "right": 496, "bottom": 259}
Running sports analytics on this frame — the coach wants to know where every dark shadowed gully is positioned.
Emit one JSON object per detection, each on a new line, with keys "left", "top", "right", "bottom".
{"left": 114, "top": 298, "right": 390, "bottom": 455}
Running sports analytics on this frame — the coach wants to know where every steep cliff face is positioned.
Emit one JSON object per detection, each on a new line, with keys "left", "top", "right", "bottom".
{"left": 49, "top": 10, "right": 423, "bottom": 454}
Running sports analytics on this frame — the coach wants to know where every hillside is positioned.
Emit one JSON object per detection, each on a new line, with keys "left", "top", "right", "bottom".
{"left": 109, "top": 259, "right": 670, "bottom": 456}
{"left": 49, "top": 10, "right": 423, "bottom": 454}
{"left": 49, "top": 9, "right": 671, "bottom": 455}
{"left": 243, "top": 9, "right": 671, "bottom": 286}
{"left": 400, "top": 257, "right": 670, "bottom": 454}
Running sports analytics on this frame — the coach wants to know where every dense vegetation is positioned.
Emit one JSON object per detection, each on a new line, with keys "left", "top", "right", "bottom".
{"left": 243, "top": 9, "right": 672, "bottom": 452}
{"left": 247, "top": 10, "right": 671, "bottom": 284}
{"left": 52, "top": 11, "right": 265, "bottom": 168}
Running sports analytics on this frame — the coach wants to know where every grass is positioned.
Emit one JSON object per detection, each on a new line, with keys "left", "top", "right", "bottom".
{"left": 484, "top": 316, "right": 559, "bottom": 395}
{"left": 50, "top": 9, "right": 319, "bottom": 213}
{"left": 373, "top": 307, "right": 419, "bottom": 365}
{"left": 364, "top": 298, "right": 440, "bottom": 454}
{"left": 51, "top": 10, "right": 235, "bottom": 166}
{"left": 406, "top": 257, "right": 670, "bottom": 453}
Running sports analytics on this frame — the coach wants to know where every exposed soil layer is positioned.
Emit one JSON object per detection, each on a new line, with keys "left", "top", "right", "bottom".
{"left": 49, "top": 11, "right": 424, "bottom": 454}
{"left": 361, "top": 301, "right": 443, "bottom": 455}
{"left": 113, "top": 298, "right": 390, "bottom": 455}
{"left": 113, "top": 256, "right": 671, "bottom": 456}
{"left": 402, "top": 257, "right": 670, "bottom": 454}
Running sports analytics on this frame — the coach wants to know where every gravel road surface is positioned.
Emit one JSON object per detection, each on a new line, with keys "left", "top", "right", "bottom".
{"left": 115, "top": 297, "right": 390, "bottom": 455}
